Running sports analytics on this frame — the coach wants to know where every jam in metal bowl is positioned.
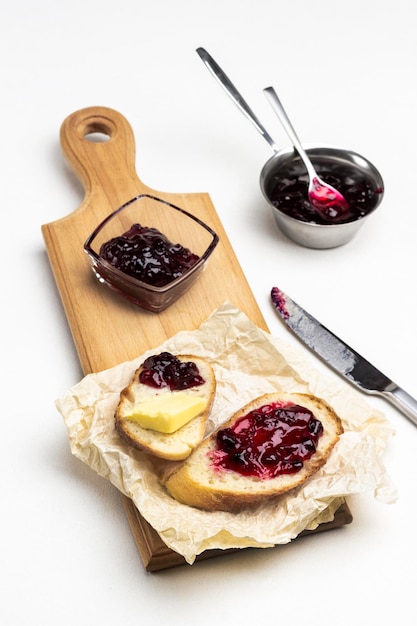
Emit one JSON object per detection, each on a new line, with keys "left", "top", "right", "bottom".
{"left": 260, "top": 145, "right": 384, "bottom": 249}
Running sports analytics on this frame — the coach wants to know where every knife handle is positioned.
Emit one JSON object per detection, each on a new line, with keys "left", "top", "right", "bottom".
{"left": 384, "top": 385, "right": 417, "bottom": 427}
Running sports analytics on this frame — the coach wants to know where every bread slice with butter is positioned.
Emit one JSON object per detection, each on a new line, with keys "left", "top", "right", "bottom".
{"left": 115, "top": 354, "right": 216, "bottom": 461}
{"left": 162, "top": 392, "right": 343, "bottom": 511}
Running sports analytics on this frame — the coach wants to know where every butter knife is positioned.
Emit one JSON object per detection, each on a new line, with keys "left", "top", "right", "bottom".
{"left": 271, "top": 286, "right": 417, "bottom": 427}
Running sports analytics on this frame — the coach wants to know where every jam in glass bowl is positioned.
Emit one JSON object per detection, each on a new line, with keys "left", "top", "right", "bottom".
{"left": 84, "top": 194, "right": 219, "bottom": 312}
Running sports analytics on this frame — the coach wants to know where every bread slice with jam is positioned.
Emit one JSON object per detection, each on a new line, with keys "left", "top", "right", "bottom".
{"left": 115, "top": 353, "right": 216, "bottom": 461}
{"left": 162, "top": 392, "right": 343, "bottom": 511}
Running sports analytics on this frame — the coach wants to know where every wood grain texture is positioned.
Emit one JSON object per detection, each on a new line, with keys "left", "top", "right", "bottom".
{"left": 42, "top": 106, "right": 266, "bottom": 372}
{"left": 42, "top": 106, "right": 351, "bottom": 571}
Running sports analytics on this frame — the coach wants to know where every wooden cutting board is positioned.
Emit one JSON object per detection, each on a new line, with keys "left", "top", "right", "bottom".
{"left": 42, "top": 106, "right": 352, "bottom": 571}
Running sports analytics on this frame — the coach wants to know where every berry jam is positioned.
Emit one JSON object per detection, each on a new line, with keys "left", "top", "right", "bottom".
{"left": 139, "top": 352, "right": 205, "bottom": 390}
{"left": 213, "top": 402, "right": 323, "bottom": 479}
{"left": 270, "top": 286, "right": 289, "bottom": 319}
{"left": 99, "top": 224, "right": 199, "bottom": 287}
{"left": 269, "top": 162, "right": 383, "bottom": 225}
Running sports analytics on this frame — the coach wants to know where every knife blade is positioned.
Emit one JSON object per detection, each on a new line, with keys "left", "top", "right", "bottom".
{"left": 271, "top": 286, "right": 417, "bottom": 428}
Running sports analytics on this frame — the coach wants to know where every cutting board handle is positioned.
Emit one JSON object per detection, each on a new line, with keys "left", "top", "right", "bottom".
{"left": 60, "top": 106, "right": 149, "bottom": 211}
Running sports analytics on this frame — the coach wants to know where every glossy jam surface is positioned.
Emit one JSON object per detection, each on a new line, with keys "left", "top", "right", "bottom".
{"left": 269, "top": 163, "right": 383, "bottom": 225}
{"left": 139, "top": 352, "right": 205, "bottom": 390}
{"left": 213, "top": 402, "right": 323, "bottom": 479}
{"left": 99, "top": 224, "right": 199, "bottom": 287}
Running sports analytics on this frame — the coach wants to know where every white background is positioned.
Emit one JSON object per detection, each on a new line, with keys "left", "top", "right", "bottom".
{"left": 2, "top": 0, "right": 416, "bottom": 624}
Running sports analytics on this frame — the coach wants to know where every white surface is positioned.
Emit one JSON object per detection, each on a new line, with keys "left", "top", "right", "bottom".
{"left": 2, "top": 0, "right": 416, "bottom": 624}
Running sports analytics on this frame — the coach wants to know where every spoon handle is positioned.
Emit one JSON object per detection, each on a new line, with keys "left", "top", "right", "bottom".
{"left": 263, "top": 86, "right": 317, "bottom": 180}
{"left": 196, "top": 47, "right": 280, "bottom": 153}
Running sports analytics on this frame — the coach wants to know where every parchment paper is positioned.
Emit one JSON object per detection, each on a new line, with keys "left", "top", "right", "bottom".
{"left": 56, "top": 303, "right": 396, "bottom": 564}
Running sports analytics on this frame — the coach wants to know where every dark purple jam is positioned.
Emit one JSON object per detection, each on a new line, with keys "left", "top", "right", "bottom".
{"left": 99, "top": 224, "right": 199, "bottom": 287}
{"left": 269, "top": 163, "right": 383, "bottom": 225}
{"left": 212, "top": 402, "right": 323, "bottom": 479}
{"left": 139, "top": 352, "right": 205, "bottom": 390}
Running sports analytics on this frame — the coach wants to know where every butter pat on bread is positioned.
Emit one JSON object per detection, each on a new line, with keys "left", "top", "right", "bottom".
{"left": 125, "top": 393, "right": 208, "bottom": 433}
{"left": 115, "top": 354, "right": 216, "bottom": 460}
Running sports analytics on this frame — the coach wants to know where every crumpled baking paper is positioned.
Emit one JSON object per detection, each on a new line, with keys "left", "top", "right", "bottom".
{"left": 56, "top": 303, "right": 396, "bottom": 564}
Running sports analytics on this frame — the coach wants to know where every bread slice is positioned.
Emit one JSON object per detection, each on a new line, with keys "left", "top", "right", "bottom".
{"left": 115, "top": 354, "right": 216, "bottom": 461}
{"left": 163, "top": 392, "right": 343, "bottom": 511}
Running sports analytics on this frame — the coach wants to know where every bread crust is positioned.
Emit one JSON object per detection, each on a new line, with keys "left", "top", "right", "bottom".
{"left": 163, "top": 392, "right": 343, "bottom": 511}
{"left": 115, "top": 355, "right": 216, "bottom": 461}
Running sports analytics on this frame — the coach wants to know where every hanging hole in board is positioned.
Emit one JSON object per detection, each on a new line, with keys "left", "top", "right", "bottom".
{"left": 84, "top": 131, "right": 111, "bottom": 143}
{"left": 83, "top": 120, "right": 113, "bottom": 143}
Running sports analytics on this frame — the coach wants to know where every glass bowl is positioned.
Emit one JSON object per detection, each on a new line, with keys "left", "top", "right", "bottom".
{"left": 84, "top": 194, "right": 219, "bottom": 312}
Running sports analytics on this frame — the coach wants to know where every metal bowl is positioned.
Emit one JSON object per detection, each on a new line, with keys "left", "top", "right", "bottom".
{"left": 260, "top": 145, "right": 384, "bottom": 249}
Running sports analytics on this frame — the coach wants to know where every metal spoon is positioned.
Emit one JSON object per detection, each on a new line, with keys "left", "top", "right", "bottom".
{"left": 196, "top": 47, "right": 280, "bottom": 153}
{"left": 196, "top": 47, "right": 350, "bottom": 221}
{"left": 263, "top": 86, "right": 349, "bottom": 220}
